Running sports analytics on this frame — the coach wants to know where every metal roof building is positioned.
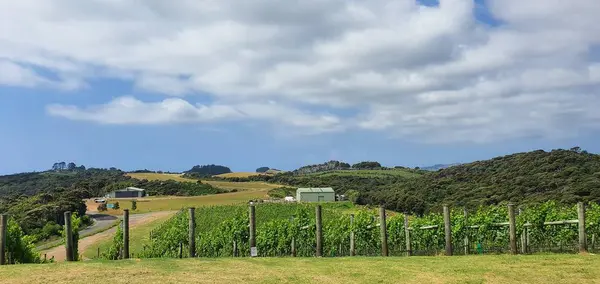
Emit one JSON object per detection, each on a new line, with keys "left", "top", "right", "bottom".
{"left": 296, "top": 188, "right": 335, "bottom": 202}
{"left": 105, "top": 187, "right": 146, "bottom": 198}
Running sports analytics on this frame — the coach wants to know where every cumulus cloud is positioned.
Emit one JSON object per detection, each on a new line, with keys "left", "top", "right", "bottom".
{"left": 2, "top": 0, "right": 600, "bottom": 142}
{"left": 47, "top": 96, "right": 343, "bottom": 134}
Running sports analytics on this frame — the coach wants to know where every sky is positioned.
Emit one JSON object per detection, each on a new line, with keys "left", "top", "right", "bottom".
{"left": 1, "top": 0, "right": 600, "bottom": 174}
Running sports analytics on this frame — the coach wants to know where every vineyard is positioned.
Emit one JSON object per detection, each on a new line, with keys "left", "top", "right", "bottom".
{"left": 97, "top": 201, "right": 600, "bottom": 259}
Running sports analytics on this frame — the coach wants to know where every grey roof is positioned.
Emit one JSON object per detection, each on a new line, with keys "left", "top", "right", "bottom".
{"left": 297, "top": 188, "right": 334, "bottom": 193}
{"left": 115, "top": 187, "right": 146, "bottom": 192}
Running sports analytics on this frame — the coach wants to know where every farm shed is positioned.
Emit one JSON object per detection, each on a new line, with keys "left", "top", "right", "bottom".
{"left": 296, "top": 188, "right": 335, "bottom": 202}
{"left": 105, "top": 187, "right": 146, "bottom": 198}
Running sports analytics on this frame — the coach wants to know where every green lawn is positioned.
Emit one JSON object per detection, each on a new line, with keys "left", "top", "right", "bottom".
{"left": 1, "top": 255, "right": 599, "bottom": 284}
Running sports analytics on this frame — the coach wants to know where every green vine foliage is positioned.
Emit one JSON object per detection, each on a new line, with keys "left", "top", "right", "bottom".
{"left": 103, "top": 220, "right": 123, "bottom": 260}
{"left": 5, "top": 219, "right": 41, "bottom": 263}
{"left": 115, "top": 201, "right": 600, "bottom": 258}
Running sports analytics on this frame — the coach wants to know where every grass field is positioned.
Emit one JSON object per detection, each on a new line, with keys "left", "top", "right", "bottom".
{"left": 214, "top": 172, "right": 263, "bottom": 178}
{"left": 97, "top": 190, "right": 270, "bottom": 215}
{"left": 126, "top": 172, "right": 281, "bottom": 191}
{"left": 307, "top": 169, "right": 422, "bottom": 179}
{"left": 1, "top": 255, "right": 599, "bottom": 284}
{"left": 82, "top": 212, "right": 175, "bottom": 259}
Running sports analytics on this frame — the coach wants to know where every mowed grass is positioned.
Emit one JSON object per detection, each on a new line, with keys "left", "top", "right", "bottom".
{"left": 126, "top": 172, "right": 281, "bottom": 191}
{"left": 99, "top": 190, "right": 270, "bottom": 215}
{"left": 307, "top": 169, "right": 422, "bottom": 179}
{"left": 2, "top": 255, "right": 600, "bottom": 284}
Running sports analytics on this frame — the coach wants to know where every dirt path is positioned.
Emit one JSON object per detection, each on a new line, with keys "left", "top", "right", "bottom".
{"left": 41, "top": 211, "right": 176, "bottom": 262}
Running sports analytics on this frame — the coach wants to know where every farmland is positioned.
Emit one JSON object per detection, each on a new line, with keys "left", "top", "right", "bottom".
{"left": 115, "top": 201, "right": 600, "bottom": 259}
{"left": 90, "top": 190, "right": 270, "bottom": 215}
{"left": 1, "top": 255, "right": 600, "bottom": 284}
{"left": 214, "top": 172, "right": 263, "bottom": 178}
{"left": 126, "top": 172, "right": 281, "bottom": 191}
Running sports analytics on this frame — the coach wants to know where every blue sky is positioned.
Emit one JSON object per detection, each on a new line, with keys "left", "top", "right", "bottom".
{"left": 1, "top": 0, "right": 600, "bottom": 174}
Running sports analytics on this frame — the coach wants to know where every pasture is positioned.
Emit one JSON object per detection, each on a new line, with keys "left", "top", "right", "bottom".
{"left": 91, "top": 190, "right": 269, "bottom": 215}
{"left": 1, "top": 255, "right": 599, "bottom": 284}
{"left": 214, "top": 172, "right": 263, "bottom": 178}
{"left": 125, "top": 172, "right": 281, "bottom": 191}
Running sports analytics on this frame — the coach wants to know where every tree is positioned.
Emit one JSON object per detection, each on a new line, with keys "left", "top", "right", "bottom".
{"left": 58, "top": 162, "right": 67, "bottom": 170}
{"left": 67, "top": 162, "right": 77, "bottom": 171}
{"left": 186, "top": 164, "right": 232, "bottom": 176}
{"left": 131, "top": 200, "right": 137, "bottom": 211}
{"left": 351, "top": 161, "right": 382, "bottom": 169}
{"left": 256, "top": 167, "right": 270, "bottom": 173}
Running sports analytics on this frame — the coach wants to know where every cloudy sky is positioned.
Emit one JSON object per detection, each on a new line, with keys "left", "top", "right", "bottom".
{"left": 1, "top": 0, "right": 600, "bottom": 174}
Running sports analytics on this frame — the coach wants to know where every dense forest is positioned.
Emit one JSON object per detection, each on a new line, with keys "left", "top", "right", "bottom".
{"left": 222, "top": 148, "right": 600, "bottom": 214}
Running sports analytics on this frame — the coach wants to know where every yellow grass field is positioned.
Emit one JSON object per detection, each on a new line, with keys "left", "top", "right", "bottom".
{"left": 93, "top": 190, "right": 269, "bottom": 215}
{"left": 214, "top": 172, "right": 263, "bottom": 178}
{"left": 125, "top": 173, "right": 281, "bottom": 191}
{"left": 2, "top": 255, "right": 600, "bottom": 284}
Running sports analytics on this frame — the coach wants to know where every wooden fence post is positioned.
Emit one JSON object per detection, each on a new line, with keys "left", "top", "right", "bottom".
{"left": 315, "top": 205, "right": 323, "bottom": 257}
{"left": 379, "top": 206, "right": 388, "bottom": 257}
{"left": 178, "top": 242, "right": 183, "bottom": 259}
{"left": 123, "top": 209, "right": 129, "bottom": 259}
{"left": 97, "top": 247, "right": 100, "bottom": 259}
{"left": 64, "top": 211, "right": 74, "bottom": 261}
{"left": 443, "top": 205, "right": 452, "bottom": 256}
{"left": 508, "top": 204, "right": 517, "bottom": 254}
{"left": 249, "top": 203, "right": 257, "bottom": 257}
{"left": 404, "top": 213, "right": 412, "bottom": 256}
{"left": 290, "top": 216, "right": 296, "bottom": 257}
{"left": 350, "top": 214, "right": 355, "bottom": 256}
{"left": 578, "top": 202, "right": 587, "bottom": 253}
{"left": 189, "top": 207, "right": 196, "bottom": 257}
{"left": 463, "top": 208, "right": 469, "bottom": 255}
{"left": 0, "top": 214, "right": 7, "bottom": 265}
{"left": 519, "top": 208, "right": 528, "bottom": 254}
{"left": 233, "top": 240, "right": 238, "bottom": 257}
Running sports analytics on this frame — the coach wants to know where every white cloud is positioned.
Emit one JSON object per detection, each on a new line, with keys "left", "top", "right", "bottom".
{"left": 47, "top": 96, "right": 343, "bottom": 134}
{"left": 2, "top": 0, "right": 600, "bottom": 142}
{"left": 0, "top": 59, "right": 84, "bottom": 90}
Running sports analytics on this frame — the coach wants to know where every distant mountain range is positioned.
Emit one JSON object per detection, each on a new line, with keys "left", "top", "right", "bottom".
{"left": 420, "top": 163, "right": 461, "bottom": 171}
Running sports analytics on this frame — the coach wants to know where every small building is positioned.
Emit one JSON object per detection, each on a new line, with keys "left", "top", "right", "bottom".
{"left": 296, "top": 188, "right": 335, "bottom": 202}
{"left": 105, "top": 187, "right": 146, "bottom": 198}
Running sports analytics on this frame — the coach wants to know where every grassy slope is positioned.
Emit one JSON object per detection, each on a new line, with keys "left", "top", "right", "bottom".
{"left": 96, "top": 190, "right": 270, "bottom": 215}
{"left": 2, "top": 255, "right": 600, "bottom": 284}
{"left": 82, "top": 212, "right": 175, "bottom": 259}
{"left": 215, "top": 172, "right": 263, "bottom": 178}
{"left": 126, "top": 172, "right": 281, "bottom": 191}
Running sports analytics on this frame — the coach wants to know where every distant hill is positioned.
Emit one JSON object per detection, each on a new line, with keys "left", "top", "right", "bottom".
{"left": 420, "top": 163, "right": 461, "bottom": 171}
{"left": 362, "top": 148, "right": 600, "bottom": 213}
